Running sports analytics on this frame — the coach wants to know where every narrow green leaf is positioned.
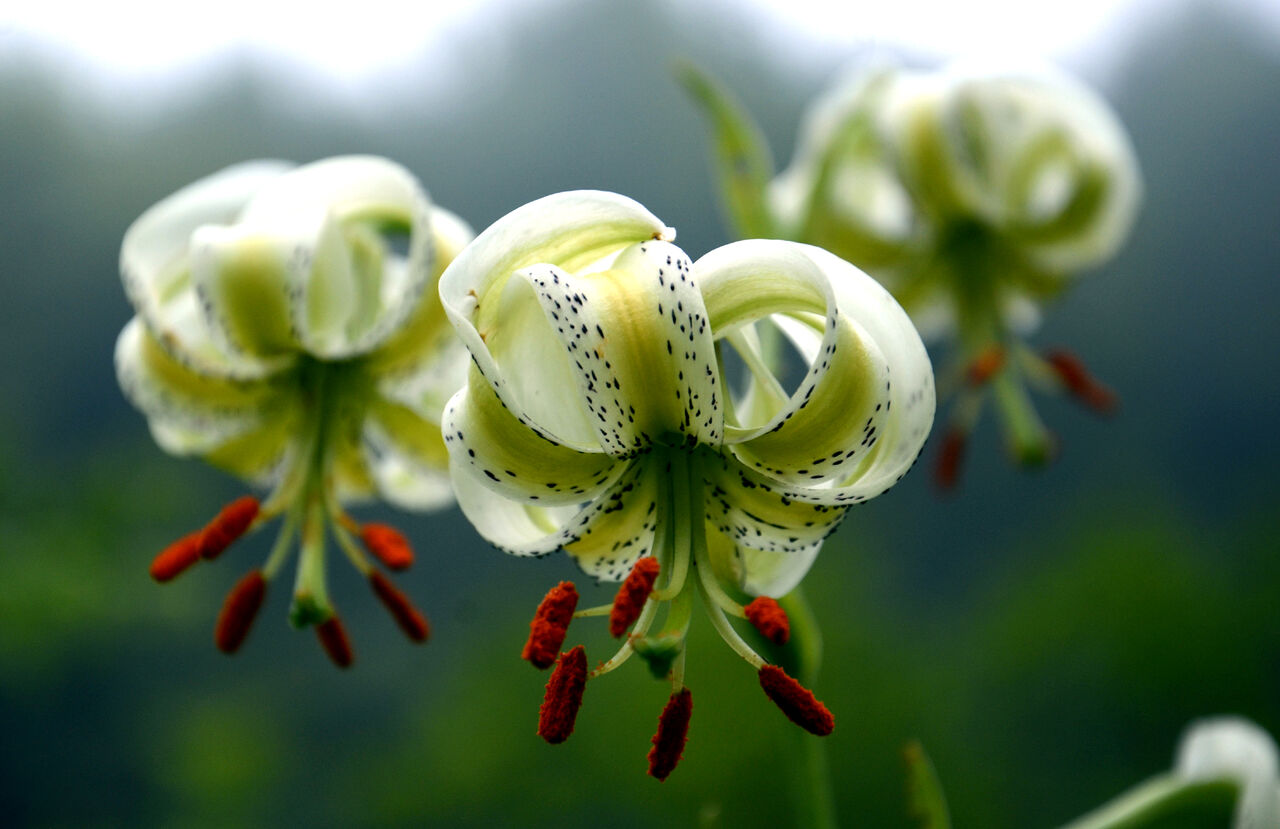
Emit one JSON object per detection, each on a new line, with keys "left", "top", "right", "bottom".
{"left": 674, "top": 60, "right": 776, "bottom": 239}
{"left": 904, "top": 740, "right": 952, "bottom": 829}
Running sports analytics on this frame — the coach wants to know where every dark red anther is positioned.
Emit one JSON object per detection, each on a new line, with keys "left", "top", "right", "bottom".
{"left": 609, "top": 557, "right": 660, "bottom": 637}
{"left": 537, "top": 646, "right": 587, "bottom": 744}
{"left": 316, "top": 615, "right": 354, "bottom": 668}
{"left": 214, "top": 570, "right": 267, "bottom": 654}
{"left": 647, "top": 688, "right": 693, "bottom": 781}
{"left": 360, "top": 523, "right": 414, "bottom": 570}
{"left": 758, "top": 664, "right": 834, "bottom": 736}
{"left": 744, "top": 597, "right": 791, "bottom": 645}
{"left": 369, "top": 571, "right": 430, "bottom": 643}
{"left": 966, "top": 345, "right": 1006, "bottom": 386}
{"left": 150, "top": 532, "right": 202, "bottom": 583}
{"left": 1044, "top": 350, "right": 1118, "bottom": 414}
{"left": 522, "top": 581, "right": 579, "bottom": 669}
{"left": 198, "top": 496, "right": 260, "bottom": 560}
{"left": 933, "top": 427, "right": 967, "bottom": 491}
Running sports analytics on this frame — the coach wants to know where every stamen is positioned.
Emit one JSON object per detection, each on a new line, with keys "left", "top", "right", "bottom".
{"left": 522, "top": 581, "right": 579, "bottom": 669}
{"left": 966, "top": 345, "right": 1006, "bottom": 386}
{"left": 744, "top": 597, "right": 791, "bottom": 645}
{"left": 316, "top": 615, "right": 354, "bottom": 668}
{"left": 360, "top": 523, "right": 414, "bottom": 571}
{"left": 214, "top": 570, "right": 267, "bottom": 654}
{"left": 647, "top": 688, "right": 693, "bottom": 781}
{"left": 198, "top": 496, "right": 260, "bottom": 560}
{"left": 1044, "top": 350, "right": 1117, "bottom": 414}
{"left": 609, "top": 557, "right": 661, "bottom": 637}
{"left": 758, "top": 664, "right": 834, "bottom": 736}
{"left": 537, "top": 646, "right": 587, "bottom": 744}
{"left": 150, "top": 532, "right": 202, "bottom": 583}
{"left": 934, "top": 427, "right": 966, "bottom": 490}
{"left": 369, "top": 571, "right": 430, "bottom": 643}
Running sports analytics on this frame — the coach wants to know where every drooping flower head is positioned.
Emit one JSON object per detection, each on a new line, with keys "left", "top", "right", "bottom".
{"left": 770, "top": 60, "right": 1141, "bottom": 484}
{"left": 117, "top": 156, "right": 471, "bottom": 664}
{"left": 438, "top": 191, "right": 934, "bottom": 777}
{"left": 683, "top": 59, "right": 1139, "bottom": 487}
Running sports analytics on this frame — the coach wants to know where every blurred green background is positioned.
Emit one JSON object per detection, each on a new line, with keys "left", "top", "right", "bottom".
{"left": 2, "top": 1, "right": 1279, "bottom": 826}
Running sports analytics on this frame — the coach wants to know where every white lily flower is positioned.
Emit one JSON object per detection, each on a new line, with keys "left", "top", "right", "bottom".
{"left": 1176, "top": 717, "right": 1280, "bottom": 829}
{"left": 769, "top": 61, "right": 1141, "bottom": 485}
{"left": 438, "top": 190, "right": 934, "bottom": 777}
{"left": 116, "top": 156, "right": 472, "bottom": 665}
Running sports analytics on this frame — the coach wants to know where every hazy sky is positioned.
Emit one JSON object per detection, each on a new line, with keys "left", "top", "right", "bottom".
{"left": 7, "top": 0, "right": 1277, "bottom": 92}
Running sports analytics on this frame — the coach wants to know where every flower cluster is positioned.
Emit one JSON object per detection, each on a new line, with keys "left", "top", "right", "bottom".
{"left": 437, "top": 191, "right": 934, "bottom": 777}
{"left": 687, "top": 60, "right": 1141, "bottom": 485}
{"left": 117, "top": 156, "right": 471, "bottom": 664}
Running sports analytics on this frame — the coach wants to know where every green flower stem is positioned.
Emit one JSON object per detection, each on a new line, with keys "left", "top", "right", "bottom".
{"left": 781, "top": 588, "right": 837, "bottom": 829}
{"left": 1058, "top": 775, "right": 1237, "bottom": 829}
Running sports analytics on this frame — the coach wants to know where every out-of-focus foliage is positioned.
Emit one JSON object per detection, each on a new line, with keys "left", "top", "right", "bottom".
{"left": 2, "top": 1, "right": 1278, "bottom": 826}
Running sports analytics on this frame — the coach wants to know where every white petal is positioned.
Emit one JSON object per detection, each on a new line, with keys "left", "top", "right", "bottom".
{"left": 438, "top": 190, "right": 672, "bottom": 449}
{"left": 442, "top": 371, "right": 620, "bottom": 507}
{"left": 696, "top": 239, "right": 932, "bottom": 500}
{"left": 517, "top": 240, "right": 722, "bottom": 454}
{"left": 114, "top": 316, "right": 288, "bottom": 455}
{"left": 238, "top": 155, "right": 438, "bottom": 354}
{"left": 120, "top": 161, "right": 294, "bottom": 378}
{"left": 704, "top": 523, "right": 822, "bottom": 599}
{"left": 702, "top": 452, "right": 848, "bottom": 554}
{"left": 1176, "top": 717, "right": 1280, "bottom": 829}
{"left": 361, "top": 400, "right": 456, "bottom": 511}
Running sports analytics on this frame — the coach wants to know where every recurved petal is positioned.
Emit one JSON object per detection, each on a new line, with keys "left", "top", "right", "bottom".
{"left": 695, "top": 240, "right": 893, "bottom": 485}
{"left": 361, "top": 396, "right": 456, "bottom": 511}
{"left": 238, "top": 155, "right": 438, "bottom": 355}
{"left": 115, "top": 316, "right": 289, "bottom": 456}
{"left": 703, "top": 521, "right": 822, "bottom": 599}
{"left": 442, "top": 368, "right": 621, "bottom": 506}
{"left": 518, "top": 240, "right": 723, "bottom": 454}
{"left": 438, "top": 191, "right": 673, "bottom": 446}
{"left": 700, "top": 241, "right": 933, "bottom": 504}
{"left": 121, "top": 161, "right": 293, "bottom": 362}
{"left": 188, "top": 208, "right": 354, "bottom": 361}
{"left": 562, "top": 459, "right": 663, "bottom": 581}
{"left": 701, "top": 453, "right": 848, "bottom": 554}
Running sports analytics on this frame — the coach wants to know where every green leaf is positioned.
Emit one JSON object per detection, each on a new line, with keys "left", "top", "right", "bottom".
{"left": 904, "top": 740, "right": 952, "bottom": 829}
{"left": 675, "top": 60, "right": 776, "bottom": 239}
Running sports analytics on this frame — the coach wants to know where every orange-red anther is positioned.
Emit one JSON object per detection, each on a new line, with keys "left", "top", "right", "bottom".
{"left": 537, "top": 646, "right": 587, "bottom": 744}
{"left": 1044, "top": 350, "right": 1118, "bottom": 414}
{"left": 758, "top": 664, "right": 834, "bottom": 736}
{"left": 609, "top": 557, "right": 661, "bottom": 637}
{"left": 934, "top": 428, "right": 967, "bottom": 491}
{"left": 214, "top": 570, "right": 267, "bottom": 654}
{"left": 522, "top": 581, "right": 579, "bottom": 669}
{"left": 198, "top": 496, "right": 260, "bottom": 560}
{"left": 369, "top": 571, "right": 430, "bottom": 643}
{"left": 150, "top": 532, "right": 202, "bottom": 583}
{"left": 316, "top": 615, "right": 354, "bottom": 668}
{"left": 647, "top": 688, "right": 693, "bottom": 781}
{"left": 744, "top": 597, "right": 791, "bottom": 645}
{"left": 360, "top": 523, "right": 414, "bottom": 570}
{"left": 966, "top": 345, "right": 1006, "bottom": 386}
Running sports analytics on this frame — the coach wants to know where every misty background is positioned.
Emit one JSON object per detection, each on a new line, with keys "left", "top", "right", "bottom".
{"left": 2, "top": 0, "right": 1279, "bottom": 826}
